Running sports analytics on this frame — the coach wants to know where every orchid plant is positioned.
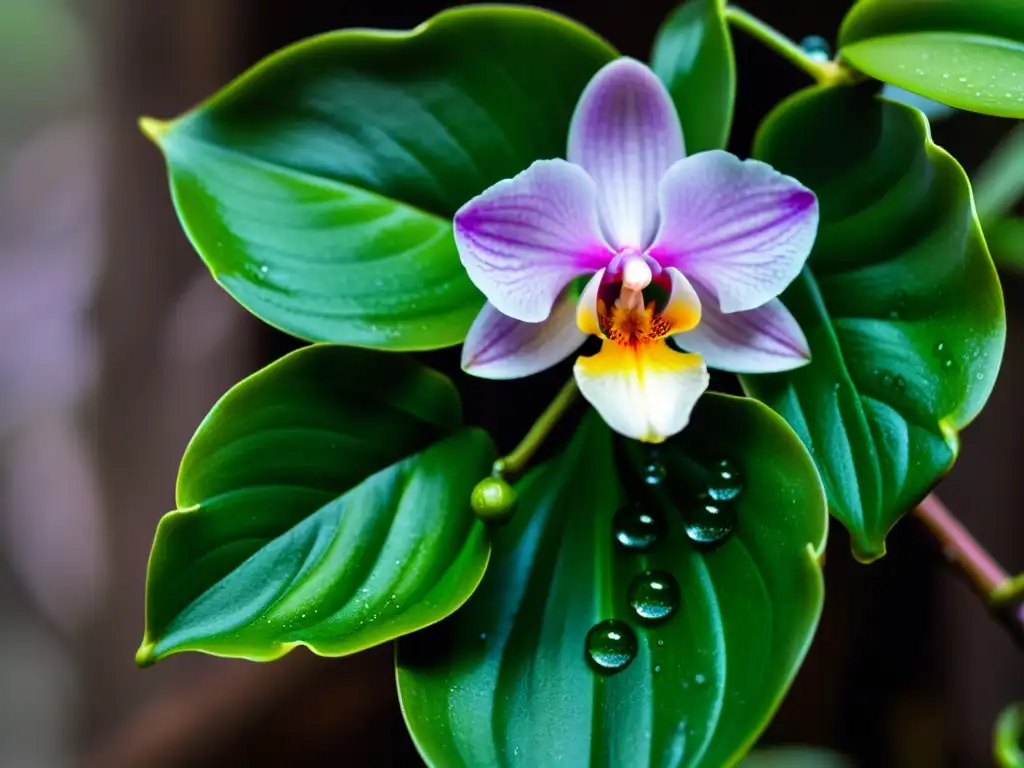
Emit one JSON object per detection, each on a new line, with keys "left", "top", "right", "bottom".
{"left": 137, "top": 1, "right": 1020, "bottom": 765}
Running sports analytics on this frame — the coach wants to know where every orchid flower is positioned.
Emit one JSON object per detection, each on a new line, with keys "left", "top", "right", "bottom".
{"left": 454, "top": 58, "right": 819, "bottom": 443}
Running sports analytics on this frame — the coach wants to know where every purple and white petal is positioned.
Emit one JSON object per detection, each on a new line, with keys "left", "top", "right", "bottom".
{"left": 648, "top": 151, "right": 818, "bottom": 314}
{"left": 672, "top": 282, "right": 810, "bottom": 373}
{"left": 462, "top": 296, "right": 586, "bottom": 380}
{"left": 454, "top": 159, "right": 613, "bottom": 323}
{"left": 568, "top": 58, "right": 685, "bottom": 251}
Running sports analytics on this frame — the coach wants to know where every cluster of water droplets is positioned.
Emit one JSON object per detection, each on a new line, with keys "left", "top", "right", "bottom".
{"left": 584, "top": 458, "right": 743, "bottom": 674}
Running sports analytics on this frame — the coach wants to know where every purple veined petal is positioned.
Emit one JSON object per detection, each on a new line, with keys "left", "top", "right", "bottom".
{"left": 648, "top": 151, "right": 818, "bottom": 314}
{"left": 672, "top": 280, "right": 810, "bottom": 373}
{"left": 574, "top": 341, "right": 709, "bottom": 443}
{"left": 454, "top": 159, "right": 614, "bottom": 323}
{"left": 461, "top": 294, "right": 587, "bottom": 380}
{"left": 568, "top": 58, "right": 685, "bottom": 252}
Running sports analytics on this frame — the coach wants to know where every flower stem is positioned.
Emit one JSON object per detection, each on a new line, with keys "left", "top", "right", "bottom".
{"left": 914, "top": 494, "right": 1024, "bottom": 650}
{"left": 724, "top": 6, "right": 852, "bottom": 86}
{"left": 494, "top": 378, "right": 578, "bottom": 480}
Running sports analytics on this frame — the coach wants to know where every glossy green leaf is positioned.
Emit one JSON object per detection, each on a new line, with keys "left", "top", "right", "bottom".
{"left": 746, "top": 85, "right": 1005, "bottom": 561}
{"left": 839, "top": 0, "right": 1024, "bottom": 118}
{"left": 398, "top": 396, "right": 827, "bottom": 768}
{"left": 145, "top": 6, "right": 617, "bottom": 350}
{"left": 996, "top": 703, "right": 1024, "bottom": 768}
{"left": 651, "top": 0, "right": 735, "bottom": 153}
{"left": 137, "top": 345, "right": 494, "bottom": 665}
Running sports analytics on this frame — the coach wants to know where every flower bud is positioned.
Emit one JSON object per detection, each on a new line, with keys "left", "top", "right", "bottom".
{"left": 470, "top": 477, "right": 517, "bottom": 525}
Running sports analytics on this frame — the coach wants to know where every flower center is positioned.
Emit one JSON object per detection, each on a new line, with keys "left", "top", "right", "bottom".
{"left": 597, "top": 256, "right": 672, "bottom": 348}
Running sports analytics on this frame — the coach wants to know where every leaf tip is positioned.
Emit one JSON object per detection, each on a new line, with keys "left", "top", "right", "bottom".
{"left": 138, "top": 116, "right": 171, "bottom": 145}
{"left": 852, "top": 538, "right": 887, "bottom": 564}
{"left": 135, "top": 639, "right": 159, "bottom": 668}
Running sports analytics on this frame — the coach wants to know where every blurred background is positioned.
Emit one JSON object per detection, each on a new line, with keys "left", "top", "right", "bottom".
{"left": 0, "top": 0, "right": 1020, "bottom": 766}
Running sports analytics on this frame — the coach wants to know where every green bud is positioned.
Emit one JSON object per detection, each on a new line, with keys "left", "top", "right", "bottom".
{"left": 471, "top": 477, "right": 517, "bottom": 525}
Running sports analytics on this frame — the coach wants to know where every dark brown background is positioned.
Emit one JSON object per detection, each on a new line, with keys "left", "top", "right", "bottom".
{"left": 0, "top": 1, "right": 1020, "bottom": 766}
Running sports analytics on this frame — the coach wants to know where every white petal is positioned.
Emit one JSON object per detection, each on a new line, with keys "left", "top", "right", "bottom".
{"left": 461, "top": 296, "right": 586, "bottom": 380}
{"left": 574, "top": 342, "right": 708, "bottom": 443}
{"left": 568, "top": 58, "right": 685, "bottom": 250}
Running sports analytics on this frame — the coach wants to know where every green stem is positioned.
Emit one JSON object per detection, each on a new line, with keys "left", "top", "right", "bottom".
{"left": 495, "top": 378, "right": 578, "bottom": 479}
{"left": 724, "top": 6, "right": 851, "bottom": 86}
{"left": 994, "top": 573, "right": 1024, "bottom": 608}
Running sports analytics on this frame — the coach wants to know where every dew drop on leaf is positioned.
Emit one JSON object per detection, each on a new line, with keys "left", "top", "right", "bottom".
{"left": 799, "top": 35, "right": 831, "bottom": 62}
{"left": 684, "top": 495, "right": 737, "bottom": 545}
{"left": 585, "top": 619, "right": 637, "bottom": 673}
{"left": 707, "top": 459, "right": 742, "bottom": 501}
{"left": 628, "top": 570, "right": 681, "bottom": 622}
{"left": 613, "top": 503, "right": 665, "bottom": 551}
{"left": 644, "top": 459, "right": 667, "bottom": 486}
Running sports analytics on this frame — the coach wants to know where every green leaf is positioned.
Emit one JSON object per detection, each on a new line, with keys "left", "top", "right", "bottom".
{"left": 137, "top": 345, "right": 494, "bottom": 665}
{"left": 839, "top": 0, "right": 1024, "bottom": 118}
{"left": 747, "top": 85, "right": 1005, "bottom": 561}
{"left": 144, "top": 6, "right": 617, "bottom": 350}
{"left": 397, "top": 396, "right": 827, "bottom": 768}
{"left": 996, "top": 703, "right": 1024, "bottom": 768}
{"left": 651, "top": 0, "right": 735, "bottom": 154}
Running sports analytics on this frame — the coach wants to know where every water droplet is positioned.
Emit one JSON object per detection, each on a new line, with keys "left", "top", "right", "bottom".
{"left": 914, "top": 68, "right": 925, "bottom": 76}
{"left": 585, "top": 619, "right": 637, "bottom": 673}
{"left": 881, "top": 371, "right": 894, "bottom": 388}
{"left": 613, "top": 503, "right": 665, "bottom": 551}
{"left": 976, "top": 372, "right": 984, "bottom": 381}
{"left": 628, "top": 570, "right": 681, "bottom": 622}
{"left": 958, "top": 76, "right": 968, "bottom": 83}
{"left": 644, "top": 460, "right": 667, "bottom": 486}
{"left": 480, "top": 632, "right": 488, "bottom": 641}
{"left": 657, "top": 639, "right": 665, "bottom": 647}
{"left": 684, "top": 496, "right": 737, "bottom": 545}
{"left": 707, "top": 459, "right": 742, "bottom": 501}
{"left": 935, "top": 342, "right": 945, "bottom": 353}
{"left": 893, "top": 374, "right": 907, "bottom": 392}
{"left": 259, "top": 265, "right": 269, "bottom": 274}
{"left": 888, "top": 310, "right": 900, "bottom": 320}
{"left": 695, "top": 673, "right": 706, "bottom": 684}
{"left": 942, "top": 72, "right": 950, "bottom": 79}
{"left": 799, "top": 35, "right": 831, "bottom": 63}
{"left": 654, "top": 664, "right": 662, "bottom": 673}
